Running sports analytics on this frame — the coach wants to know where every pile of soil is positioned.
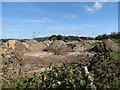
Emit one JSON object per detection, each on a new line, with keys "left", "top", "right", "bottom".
{"left": 25, "top": 39, "right": 46, "bottom": 51}
{"left": 73, "top": 41, "right": 92, "bottom": 52}
{"left": 44, "top": 40, "right": 68, "bottom": 55}
{"left": 5, "top": 40, "right": 30, "bottom": 53}
{"left": 67, "top": 40, "right": 92, "bottom": 52}
{"left": 25, "top": 39, "right": 38, "bottom": 44}
{"left": 90, "top": 39, "right": 119, "bottom": 52}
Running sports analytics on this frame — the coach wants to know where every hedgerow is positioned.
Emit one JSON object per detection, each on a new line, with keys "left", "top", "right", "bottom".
{"left": 2, "top": 50, "right": 120, "bottom": 89}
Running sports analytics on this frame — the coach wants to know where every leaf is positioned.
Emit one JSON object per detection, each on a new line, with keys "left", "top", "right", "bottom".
{"left": 58, "top": 81, "right": 61, "bottom": 85}
{"left": 80, "top": 80, "right": 86, "bottom": 86}
{"left": 76, "top": 76, "right": 80, "bottom": 80}
{"left": 91, "top": 85, "right": 97, "bottom": 90}
{"left": 69, "top": 79, "right": 74, "bottom": 84}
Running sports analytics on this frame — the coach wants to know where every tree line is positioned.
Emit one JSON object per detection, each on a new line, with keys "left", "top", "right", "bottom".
{"left": 35, "top": 32, "right": 120, "bottom": 41}
{"left": 1, "top": 32, "right": 119, "bottom": 42}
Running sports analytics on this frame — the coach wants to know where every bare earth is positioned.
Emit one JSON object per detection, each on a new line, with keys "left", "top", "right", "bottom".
{"left": 22, "top": 51, "right": 95, "bottom": 76}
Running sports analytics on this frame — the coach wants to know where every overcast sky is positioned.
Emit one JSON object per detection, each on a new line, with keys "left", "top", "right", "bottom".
{"left": 2, "top": 2, "right": 118, "bottom": 39}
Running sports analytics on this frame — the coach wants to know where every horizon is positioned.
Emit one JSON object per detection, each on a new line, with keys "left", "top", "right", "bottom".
{"left": 1, "top": 2, "right": 118, "bottom": 39}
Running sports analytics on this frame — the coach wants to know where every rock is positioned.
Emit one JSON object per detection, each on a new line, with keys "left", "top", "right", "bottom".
{"left": 44, "top": 40, "right": 68, "bottom": 55}
{"left": 90, "top": 39, "right": 119, "bottom": 52}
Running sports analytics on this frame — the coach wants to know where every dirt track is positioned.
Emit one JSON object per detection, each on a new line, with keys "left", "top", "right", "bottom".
{"left": 22, "top": 51, "right": 95, "bottom": 76}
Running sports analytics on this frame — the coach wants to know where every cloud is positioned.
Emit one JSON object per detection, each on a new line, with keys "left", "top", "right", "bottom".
{"left": 49, "top": 29, "right": 68, "bottom": 34}
{"left": 26, "top": 17, "right": 60, "bottom": 24}
{"left": 2, "top": 22, "right": 24, "bottom": 27}
{"left": 63, "top": 15, "right": 78, "bottom": 19}
{"left": 27, "top": 17, "right": 51, "bottom": 23}
{"left": 93, "top": 2, "right": 102, "bottom": 9}
{"left": 101, "top": 0, "right": 109, "bottom": 2}
{"left": 3, "top": 17, "right": 59, "bottom": 27}
{"left": 41, "top": 17, "right": 50, "bottom": 21}
{"left": 85, "top": 2, "right": 102, "bottom": 12}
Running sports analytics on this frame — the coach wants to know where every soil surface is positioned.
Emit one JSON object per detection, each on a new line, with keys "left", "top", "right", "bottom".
{"left": 22, "top": 51, "right": 95, "bottom": 76}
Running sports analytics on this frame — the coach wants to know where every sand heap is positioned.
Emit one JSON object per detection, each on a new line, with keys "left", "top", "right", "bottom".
{"left": 5, "top": 40, "right": 30, "bottom": 53}
{"left": 24, "top": 39, "right": 46, "bottom": 51}
{"left": 4, "top": 39, "right": 47, "bottom": 54}
{"left": 44, "top": 40, "right": 68, "bottom": 55}
{"left": 90, "top": 39, "right": 119, "bottom": 52}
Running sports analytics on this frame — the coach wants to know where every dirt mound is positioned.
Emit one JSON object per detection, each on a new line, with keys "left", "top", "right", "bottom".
{"left": 73, "top": 40, "right": 92, "bottom": 52}
{"left": 25, "top": 39, "right": 38, "bottom": 44}
{"left": 25, "top": 39, "right": 46, "bottom": 51}
{"left": 5, "top": 40, "right": 30, "bottom": 53}
{"left": 67, "top": 40, "right": 92, "bottom": 52}
{"left": 90, "top": 39, "right": 119, "bottom": 52}
{"left": 44, "top": 40, "right": 68, "bottom": 55}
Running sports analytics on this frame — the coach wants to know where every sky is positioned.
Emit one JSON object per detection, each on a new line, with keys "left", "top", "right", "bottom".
{"left": 1, "top": 2, "right": 118, "bottom": 39}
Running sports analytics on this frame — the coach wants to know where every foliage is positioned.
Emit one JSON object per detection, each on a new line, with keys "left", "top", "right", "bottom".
{"left": 3, "top": 61, "right": 96, "bottom": 89}
{"left": 111, "top": 39, "right": 120, "bottom": 44}
{"left": 66, "top": 43, "right": 76, "bottom": 50}
{"left": 2, "top": 32, "right": 119, "bottom": 42}
{"left": 2, "top": 51, "right": 120, "bottom": 89}
{"left": 109, "top": 32, "right": 120, "bottom": 39}
{"left": 95, "top": 34, "right": 109, "bottom": 40}
{"left": 110, "top": 52, "right": 120, "bottom": 60}
{"left": 95, "top": 32, "right": 120, "bottom": 40}
{"left": 89, "top": 43, "right": 97, "bottom": 47}
{"left": 89, "top": 52, "right": 120, "bottom": 89}
{"left": 1, "top": 45, "right": 25, "bottom": 85}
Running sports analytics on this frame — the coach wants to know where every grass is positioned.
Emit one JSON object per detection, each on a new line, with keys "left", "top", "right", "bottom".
{"left": 89, "top": 43, "right": 97, "bottom": 47}
{"left": 110, "top": 52, "right": 120, "bottom": 60}
{"left": 111, "top": 39, "right": 120, "bottom": 44}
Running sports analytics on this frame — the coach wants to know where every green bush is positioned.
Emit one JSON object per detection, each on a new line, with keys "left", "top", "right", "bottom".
{"left": 2, "top": 51, "right": 120, "bottom": 89}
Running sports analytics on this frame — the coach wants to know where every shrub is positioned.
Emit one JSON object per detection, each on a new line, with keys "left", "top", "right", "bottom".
{"left": 2, "top": 50, "right": 120, "bottom": 89}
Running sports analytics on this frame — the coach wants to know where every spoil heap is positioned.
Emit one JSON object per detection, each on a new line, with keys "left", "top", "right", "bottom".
{"left": 44, "top": 40, "right": 68, "bottom": 55}
{"left": 5, "top": 40, "right": 30, "bottom": 53}
{"left": 90, "top": 39, "right": 119, "bottom": 52}
{"left": 24, "top": 39, "right": 47, "bottom": 51}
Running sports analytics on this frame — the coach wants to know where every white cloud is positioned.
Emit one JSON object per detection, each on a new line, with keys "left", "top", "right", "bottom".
{"left": 49, "top": 29, "right": 68, "bottom": 34}
{"left": 85, "top": 2, "right": 102, "bottom": 12}
{"left": 101, "top": 0, "right": 109, "bottom": 2}
{"left": 63, "top": 15, "right": 67, "bottom": 18}
{"left": 63, "top": 15, "right": 78, "bottom": 19}
{"left": 93, "top": 2, "right": 102, "bottom": 10}
{"left": 25, "top": 17, "right": 54, "bottom": 23}
{"left": 30, "top": 17, "right": 50, "bottom": 23}
{"left": 3, "top": 18, "right": 59, "bottom": 27}
{"left": 41, "top": 17, "right": 50, "bottom": 21}
{"left": 71, "top": 15, "right": 77, "bottom": 19}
